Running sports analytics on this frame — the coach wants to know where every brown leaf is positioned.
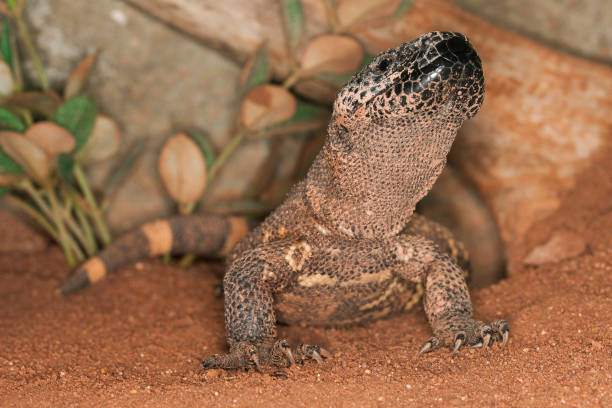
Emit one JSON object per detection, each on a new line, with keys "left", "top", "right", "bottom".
{"left": 64, "top": 51, "right": 100, "bottom": 100}
{"left": 158, "top": 133, "right": 207, "bottom": 204}
{"left": 81, "top": 115, "right": 121, "bottom": 162}
{"left": 25, "top": 122, "right": 75, "bottom": 156}
{"left": 0, "top": 59, "right": 13, "bottom": 96}
{"left": 336, "top": 0, "right": 400, "bottom": 29}
{"left": 0, "top": 131, "right": 51, "bottom": 184}
{"left": 4, "top": 91, "right": 62, "bottom": 118}
{"left": 300, "top": 35, "right": 363, "bottom": 76}
{"left": 0, "top": 173, "right": 20, "bottom": 186}
{"left": 240, "top": 84, "right": 297, "bottom": 130}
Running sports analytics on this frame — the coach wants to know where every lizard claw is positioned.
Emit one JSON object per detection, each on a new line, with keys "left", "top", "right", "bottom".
{"left": 420, "top": 318, "right": 509, "bottom": 357}
{"left": 451, "top": 333, "right": 465, "bottom": 356}
{"left": 202, "top": 340, "right": 329, "bottom": 371}
{"left": 497, "top": 320, "right": 510, "bottom": 350}
{"left": 482, "top": 333, "right": 492, "bottom": 351}
{"left": 417, "top": 337, "right": 439, "bottom": 356}
{"left": 294, "top": 344, "right": 329, "bottom": 365}
{"left": 281, "top": 343, "right": 296, "bottom": 366}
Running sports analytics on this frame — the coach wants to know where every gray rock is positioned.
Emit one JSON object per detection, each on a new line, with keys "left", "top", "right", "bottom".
{"left": 24, "top": 0, "right": 274, "bottom": 232}
{"left": 524, "top": 230, "right": 587, "bottom": 266}
{"left": 452, "top": 0, "right": 612, "bottom": 63}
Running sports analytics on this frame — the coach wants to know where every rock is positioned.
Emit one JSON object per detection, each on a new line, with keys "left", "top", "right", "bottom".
{"left": 523, "top": 230, "right": 587, "bottom": 266}
{"left": 452, "top": 0, "right": 612, "bottom": 63}
{"left": 23, "top": 0, "right": 275, "bottom": 232}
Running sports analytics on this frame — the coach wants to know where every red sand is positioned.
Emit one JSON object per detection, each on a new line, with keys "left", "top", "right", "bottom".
{"left": 1, "top": 152, "right": 611, "bottom": 407}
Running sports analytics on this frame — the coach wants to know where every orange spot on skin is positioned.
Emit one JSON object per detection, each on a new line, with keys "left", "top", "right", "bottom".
{"left": 142, "top": 220, "right": 173, "bottom": 256}
{"left": 220, "top": 217, "right": 249, "bottom": 256}
{"left": 84, "top": 257, "right": 107, "bottom": 283}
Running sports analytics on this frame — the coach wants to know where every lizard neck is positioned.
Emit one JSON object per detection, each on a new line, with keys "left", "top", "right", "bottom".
{"left": 304, "top": 119, "right": 453, "bottom": 239}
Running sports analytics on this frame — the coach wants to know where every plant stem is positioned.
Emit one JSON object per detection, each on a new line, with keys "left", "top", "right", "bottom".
{"left": 73, "top": 199, "right": 98, "bottom": 254}
{"left": 18, "top": 180, "right": 85, "bottom": 263}
{"left": 17, "top": 108, "right": 33, "bottom": 127}
{"left": 5, "top": 194, "right": 58, "bottom": 240}
{"left": 62, "top": 187, "right": 97, "bottom": 255}
{"left": 178, "top": 201, "right": 196, "bottom": 215}
{"left": 10, "top": 2, "right": 47, "bottom": 90}
{"left": 5, "top": 193, "right": 85, "bottom": 262}
{"left": 179, "top": 253, "right": 196, "bottom": 268}
{"left": 7, "top": 0, "right": 49, "bottom": 91}
{"left": 8, "top": 17, "right": 23, "bottom": 92}
{"left": 44, "top": 184, "right": 75, "bottom": 267}
{"left": 282, "top": 68, "right": 304, "bottom": 89}
{"left": 19, "top": 179, "right": 53, "bottom": 222}
{"left": 206, "top": 129, "right": 246, "bottom": 186}
{"left": 323, "top": 0, "right": 340, "bottom": 33}
{"left": 73, "top": 163, "right": 111, "bottom": 245}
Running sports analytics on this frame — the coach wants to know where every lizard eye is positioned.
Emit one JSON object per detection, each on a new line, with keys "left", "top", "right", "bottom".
{"left": 377, "top": 57, "right": 392, "bottom": 72}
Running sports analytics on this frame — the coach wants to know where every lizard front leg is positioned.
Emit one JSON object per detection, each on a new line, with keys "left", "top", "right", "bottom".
{"left": 202, "top": 239, "right": 328, "bottom": 370}
{"left": 389, "top": 235, "right": 508, "bottom": 355}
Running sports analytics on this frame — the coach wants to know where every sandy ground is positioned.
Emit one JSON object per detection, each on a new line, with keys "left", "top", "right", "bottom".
{"left": 1, "top": 151, "right": 611, "bottom": 407}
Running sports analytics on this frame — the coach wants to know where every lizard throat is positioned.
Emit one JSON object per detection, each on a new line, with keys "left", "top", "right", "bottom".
{"left": 304, "top": 127, "right": 452, "bottom": 239}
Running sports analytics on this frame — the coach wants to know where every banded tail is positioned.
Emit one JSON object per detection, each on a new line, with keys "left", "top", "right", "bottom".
{"left": 61, "top": 214, "right": 251, "bottom": 295}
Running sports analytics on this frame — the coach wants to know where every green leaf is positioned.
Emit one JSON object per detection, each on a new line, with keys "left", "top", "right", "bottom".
{"left": 0, "top": 19, "right": 11, "bottom": 69}
{"left": 0, "top": 185, "right": 8, "bottom": 196}
{"left": 53, "top": 95, "right": 97, "bottom": 152}
{"left": 241, "top": 46, "right": 270, "bottom": 95}
{"left": 185, "top": 127, "right": 216, "bottom": 169}
{"left": 289, "top": 102, "right": 327, "bottom": 123}
{"left": 267, "top": 101, "right": 327, "bottom": 129}
{"left": 282, "top": 0, "right": 304, "bottom": 50}
{"left": 57, "top": 153, "right": 75, "bottom": 185}
{"left": 0, "top": 146, "right": 24, "bottom": 174}
{"left": 0, "top": 107, "right": 24, "bottom": 131}
{"left": 391, "top": 0, "right": 413, "bottom": 19}
{"left": 359, "top": 54, "right": 374, "bottom": 70}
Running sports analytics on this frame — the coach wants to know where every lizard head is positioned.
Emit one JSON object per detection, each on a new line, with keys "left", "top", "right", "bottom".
{"left": 307, "top": 32, "right": 486, "bottom": 238}
{"left": 333, "top": 31, "right": 484, "bottom": 129}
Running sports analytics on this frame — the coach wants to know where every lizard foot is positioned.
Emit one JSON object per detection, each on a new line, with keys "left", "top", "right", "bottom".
{"left": 202, "top": 339, "right": 329, "bottom": 371}
{"left": 418, "top": 318, "right": 508, "bottom": 356}
{"left": 293, "top": 343, "right": 330, "bottom": 364}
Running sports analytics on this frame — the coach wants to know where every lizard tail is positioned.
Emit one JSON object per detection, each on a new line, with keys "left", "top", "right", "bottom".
{"left": 60, "top": 214, "right": 250, "bottom": 295}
